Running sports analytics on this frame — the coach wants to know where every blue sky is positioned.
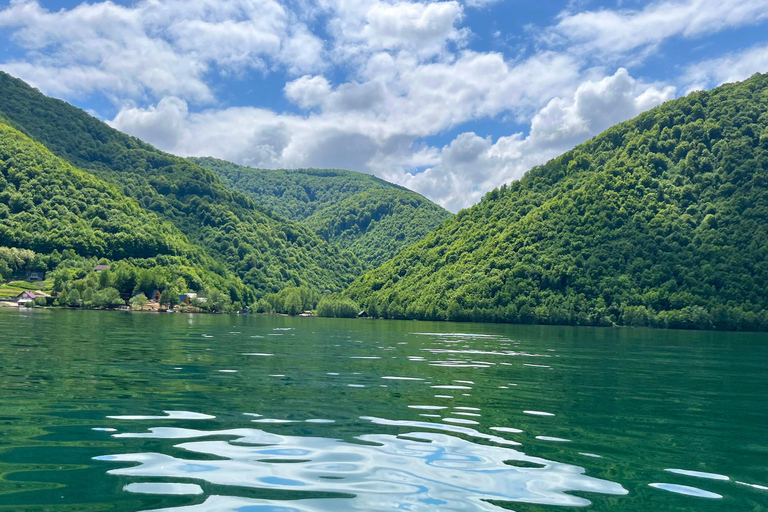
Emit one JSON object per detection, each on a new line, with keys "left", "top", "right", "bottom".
{"left": 1, "top": 0, "right": 767, "bottom": 211}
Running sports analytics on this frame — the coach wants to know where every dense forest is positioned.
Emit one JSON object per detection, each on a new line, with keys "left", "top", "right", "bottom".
{"left": 0, "top": 72, "right": 363, "bottom": 298}
{"left": 193, "top": 157, "right": 451, "bottom": 266}
{"left": 0, "top": 121, "right": 252, "bottom": 306}
{"left": 347, "top": 73, "right": 768, "bottom": 331}
{"left": 304, "top": 188, "right": 451, "bottom": 266}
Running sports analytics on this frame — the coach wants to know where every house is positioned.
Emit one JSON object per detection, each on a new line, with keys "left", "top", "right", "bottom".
{"left": 179, "top": 292, "right": 198, "bottom": 305}
{"left": 25, "top": 271, "right": 46, "bottom": 282}
{"left": 149, "top": 289, "right": 161, "bottom": 301}
{"left": 17, "top": 291, "right": 38, "bottom": 303}
{"left": 16, "top": 291, "right": 51, "bottom": 305}
{"left": 93, "top": 264, "right": 111, "bottom": 272}
{"left": 357, "top": 310, "right": 369, "bottom": 318}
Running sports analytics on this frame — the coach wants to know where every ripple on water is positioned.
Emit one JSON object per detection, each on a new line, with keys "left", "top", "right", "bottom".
{"left": 490, "top": 427, "right": 524, "bottom": 434}
{"left": 96, "top": 421, "right": 627, "bottom": 511}
{"left": 123, "top": 482, "right": 203, "bottom": 495}
{"left": 664, "top": 469, "right": 729, "bottom": 480}
{"left": 649, "top": 483, "right": 722, "bottom": 499}
{"left": 107, "top": 411, "right": 215, "bottom": 421}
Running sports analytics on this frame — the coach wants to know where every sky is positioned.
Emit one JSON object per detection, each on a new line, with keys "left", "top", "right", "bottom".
{"left": 0, "top": 0, "right": 767, "bottom": 212}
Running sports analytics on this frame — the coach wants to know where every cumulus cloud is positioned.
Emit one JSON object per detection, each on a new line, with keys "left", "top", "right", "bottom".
{"left": 549, "top": 0, "right": 768, "bottom": 58}
{"left": 681, "top": 43, "right": 768, "bottom": 92}
{"left": 324, "top": 0, "right": 468, "bottom": 61}
{"left": 0, "top": 0, "right": 324, "bottom": 102}
{"left": 110, "top": 69, "right": 675, "bottom": 211}
{"left": 398, "top": 69, "right": 676, "bottom": 211}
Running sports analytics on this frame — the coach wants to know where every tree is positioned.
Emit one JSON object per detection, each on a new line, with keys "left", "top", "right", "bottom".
{"left": 129, "top": 293, "right": 148, "bottom": 310}
{"left": 93, "top": 287, "right": 124, "bottom": 308}
{"left": 285, "top": 290, "right": 303, "bottom": 316}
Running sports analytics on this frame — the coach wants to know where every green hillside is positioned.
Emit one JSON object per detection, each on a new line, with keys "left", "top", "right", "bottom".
{"left": 347, "top": 73, "right": 768, "bottom": 331}
{"left": 305, "top": 188, "right": 451, "bottom": 266}
{"left": 0, "top": 72, "right": 363, "bottom": 297}
{"left": 193, "top": 157, "right": 452, "bottom": 265}
{"left": 192, "top": 157, "right": 399, "bottom": 220}
{"left": 0, "top": 119, "right": 249, "bottom": 304}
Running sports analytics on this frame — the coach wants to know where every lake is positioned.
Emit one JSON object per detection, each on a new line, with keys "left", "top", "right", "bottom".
{"left": 0, "top": 309, "right": 766, "bottom": 511}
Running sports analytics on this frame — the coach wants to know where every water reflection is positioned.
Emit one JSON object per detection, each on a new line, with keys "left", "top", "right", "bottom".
{"left": 96, "top": 416, "right": 627, "bottom": 511}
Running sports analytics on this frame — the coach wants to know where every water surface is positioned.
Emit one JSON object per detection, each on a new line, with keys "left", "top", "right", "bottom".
{"left": 0, "top": 309, "right": 766, "bottom": 511}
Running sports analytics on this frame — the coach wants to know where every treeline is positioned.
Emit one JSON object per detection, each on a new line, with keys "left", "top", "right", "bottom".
{"left": 347, "top": 72, "right": 768, "bottom": 331}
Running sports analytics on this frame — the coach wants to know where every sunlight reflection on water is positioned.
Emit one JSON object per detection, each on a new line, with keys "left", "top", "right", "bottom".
{"left": 96, "top": 416, "right": 627, "bottom": 512}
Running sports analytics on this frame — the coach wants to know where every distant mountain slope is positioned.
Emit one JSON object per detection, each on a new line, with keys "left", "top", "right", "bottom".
{"left": 0, "top": 72, "right": 363, "bottom": 297}
{"left": 304, "top": 188, "right": 451, "bottom": 267}
{"left": 347, "top": 73, "right": 768, "bottom": 331}
{"left": 193, "top": 157, "right": 452, "bottom": 266}
{"left": 192, "top": 157, "right": 401, "bottom": 220}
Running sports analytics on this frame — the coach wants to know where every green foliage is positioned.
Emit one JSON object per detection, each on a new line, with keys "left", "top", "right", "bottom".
{"left": 194, "top": 288, "right": 231, "bottom": 313}
{"left": 129, "top": 293, "right": 149, "bottom": 309}
{"left": 262, "top": 286, "right": 319, "bottom": 315}
{"left": 0, "top": 72, "right": 364, "bottom": 297}
{"left": 193, "top": 157, "right": 451, "bottom": 266}
{"left": 193, "top": 157, "right": 403, "bottom": 220}
{"left": 305, "top": 188, "right": 451, "bottom": 266}
{"left": 347, "top": 72, "right": 768, "bottom": 331}
{"left": 0, "top": 122, "right": 197, "bottom": 261}
{"left": 316, "top": 296, "right": 360, "bottom": 318}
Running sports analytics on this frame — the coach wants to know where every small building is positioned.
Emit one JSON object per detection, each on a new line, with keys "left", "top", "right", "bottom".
{"left": 25, "top": 271, "right": 46, "bottom": 282}
{"left": 357, "top": 310, "right": 369, "bottom": 318}
{"left": 149, "top": 289, "right": 161, "bottom": 301}
{"left": 16, "top": 291, "right": 51, "bottom": 305}
{"left": 179, "top": 292, "right": 198, "bottom": 305}
{"left": 17, "top": 291, "right": 38, "bottom": 303}
{"left": 93, "top": 265, "right": 111, "bottom": 272}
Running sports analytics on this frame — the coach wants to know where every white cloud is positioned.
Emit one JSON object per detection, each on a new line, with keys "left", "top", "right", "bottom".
{"left": 110, "top": 69, "right": 674, "bottom": 212}
{"left": 1, "top": 0, "right": 756, "bottom": 211}
{"left": 549, "top": 0, "right": 768, "bottom": 58}
{"left": 0, "top": 0, "right": 324, "bottom": 102}
{"left": 109, "top": 97, "right": 190, "bottom": 152}
{"left": 323, "top": 0, "right": 468, "bottom": 61}
{"left": 284, "top": 75, "right": 332, "bottom": 108}
{"left": 681, "top": 43, "right": 768, "bottom": 92}
{"left": 398, "top": 69, "right": 676, "bottom": 211}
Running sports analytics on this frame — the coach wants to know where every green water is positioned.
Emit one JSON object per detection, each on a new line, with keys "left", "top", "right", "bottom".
{"left": 0, "top": 309, "right": 766, "bottom": 511}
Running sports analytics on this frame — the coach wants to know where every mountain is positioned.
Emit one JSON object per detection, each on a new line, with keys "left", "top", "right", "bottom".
{"left": 0, "top": 72, "right": 364, "bottom": 298}
{"left": 0, "top": 117, "right": 249, "bottom": 303}
{"left": 193, "top": 157, "right": 452, "bottom": 266}
{"left": 347, "top": 73, "right": 768, "bottom": 331}
{"left": 303, "top": 188, "right": 451, "bottom": 266}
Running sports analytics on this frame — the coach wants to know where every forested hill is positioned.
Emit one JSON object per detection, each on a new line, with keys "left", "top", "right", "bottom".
{"left": 0, "top": 72, "right": 363, "bottom": 297}
{"left": 0, "top": 118, "right": 250, "bottom": 302}
{"left": 193, "top": 157, "right": 452, "bottom": 266}
{"left": 347, "top": 72, "right": 768, "bottom": 331}
{"left": 304, "top": 188, "right": 451, "bottom": 266}
{"left": 192, "top": 157, "right": 403, "bottom": 220}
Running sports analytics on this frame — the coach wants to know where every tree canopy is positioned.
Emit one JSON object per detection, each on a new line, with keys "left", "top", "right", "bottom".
{"left": 347, "top": 72, "right": 768, "bottom": 331}
{"left": 0, "top": 72, "right": 364, "bottom": 297}
{"left": 193, "top": 157, "right": 451, "bottom": 266}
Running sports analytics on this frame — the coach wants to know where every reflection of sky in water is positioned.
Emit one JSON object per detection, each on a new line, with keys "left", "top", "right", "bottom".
{"left": 96, "top": 418, "right": 627, "bottom": 512}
